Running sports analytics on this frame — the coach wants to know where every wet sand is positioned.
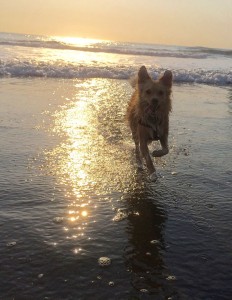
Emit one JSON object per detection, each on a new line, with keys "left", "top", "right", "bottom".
{"left": 0, "top": 78, "right": 232, "bottom": 299}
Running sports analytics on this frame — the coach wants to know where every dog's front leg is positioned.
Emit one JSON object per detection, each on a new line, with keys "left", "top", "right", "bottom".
{"left": 131, "top": 128, "right": 143, "bottom": 168}
{"left": 140, "top": 140, "right": 155, "bottom": 175}
{"left": 152, "top": 135, "right": 169, "bottom": 157}
{"left": 135, "top": 140, "right": 143, "bottom": 169}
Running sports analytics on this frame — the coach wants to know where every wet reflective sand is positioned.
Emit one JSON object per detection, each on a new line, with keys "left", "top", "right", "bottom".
{"left": 0, "top": 78, "right": 232, "bottom": 299}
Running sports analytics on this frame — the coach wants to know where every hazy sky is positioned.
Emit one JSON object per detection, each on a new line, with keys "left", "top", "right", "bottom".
{"left": 1, "top": 0, "right": 232, "bottom": 48}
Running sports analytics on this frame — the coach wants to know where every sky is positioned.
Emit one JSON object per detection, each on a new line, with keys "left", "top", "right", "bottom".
{"left": 1, "top": 0, "right": 232, "bottom": 49}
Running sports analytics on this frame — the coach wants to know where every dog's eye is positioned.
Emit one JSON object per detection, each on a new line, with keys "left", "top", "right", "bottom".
{"left": 158, "top": 90, "right": 164, "bottom": 96}
{"left": 146, "top": 89, "right": 152, "bottom": 95}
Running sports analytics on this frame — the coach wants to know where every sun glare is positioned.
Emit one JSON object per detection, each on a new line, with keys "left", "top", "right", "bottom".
{"left": 45, "top": 79, "right": 132, "bottom": 244}
{"left": 53, "top": 36, "right": 103, "bottom": 48}
{"left": 81, "top": 210, "right": 88, "bottom": 217}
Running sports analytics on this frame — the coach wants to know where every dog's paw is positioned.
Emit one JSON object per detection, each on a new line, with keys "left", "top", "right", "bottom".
{"left": 150, "top": 171, "right": 158, "bottom": 182}
{"left": 152, "top": 149, "right": 168, "bottom": 157}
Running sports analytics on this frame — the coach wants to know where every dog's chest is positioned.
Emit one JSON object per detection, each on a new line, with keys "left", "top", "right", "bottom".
{"left": 150, "top": 124, "right": 162, "bottom": 141}
{"left": 148, "top": 115, "right": 163, "bottom": 139}
{"left": 138, "top": 104, "right": 166, "bottom": 140}
{"left": 141, "top": 118, "right": 163, "bottom": 142}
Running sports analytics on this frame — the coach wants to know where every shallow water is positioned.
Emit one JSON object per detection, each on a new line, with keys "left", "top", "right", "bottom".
{"left": 0, "top": 78, "right": 232, "bottom": 299}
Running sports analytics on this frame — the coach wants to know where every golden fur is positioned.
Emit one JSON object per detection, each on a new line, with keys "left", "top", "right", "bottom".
{"left": 127, "top": 66, "right": 173, "bottom": 179}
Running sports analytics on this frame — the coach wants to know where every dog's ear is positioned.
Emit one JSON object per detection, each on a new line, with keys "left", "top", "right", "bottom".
{"left": 159, "top": 70, "right": 172, "bottom": 88}
{"left": 138, "top": 66, "right": 150, "bottom": 84}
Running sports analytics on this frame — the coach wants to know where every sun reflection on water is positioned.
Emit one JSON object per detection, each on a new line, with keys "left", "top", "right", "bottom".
{"left": 53, "top": 36, "right": 105, "bottom": 48}
{"left": 45, "top": 79, "right": 132, "bottom": 243}
{"left": 33, "top": 36, "right": 123, "bottom": 67}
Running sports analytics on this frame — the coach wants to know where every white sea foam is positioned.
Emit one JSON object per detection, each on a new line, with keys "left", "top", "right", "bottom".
{"left": 0, "top": 60, "right": 231, "bottom": 85}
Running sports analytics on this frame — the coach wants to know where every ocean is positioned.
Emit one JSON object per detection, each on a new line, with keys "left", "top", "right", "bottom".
{"left": 1, "top": 32, "right": 232, "bottom": 84}
{"left": 0, "top": 32, "right": 232, "bottom": 299}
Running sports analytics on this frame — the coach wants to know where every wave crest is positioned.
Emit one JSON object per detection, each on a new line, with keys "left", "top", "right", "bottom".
{"left": 0, "top": 60, "right": 231, "bottom": 85}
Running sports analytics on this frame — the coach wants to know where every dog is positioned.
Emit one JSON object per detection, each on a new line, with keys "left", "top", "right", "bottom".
{"left": 127, "top": 66, "right": 173, "bottom": 180}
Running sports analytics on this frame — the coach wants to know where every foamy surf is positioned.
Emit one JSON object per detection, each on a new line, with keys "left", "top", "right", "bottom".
{"left": 0, "top": 60, "right": 231, "bottom": 85}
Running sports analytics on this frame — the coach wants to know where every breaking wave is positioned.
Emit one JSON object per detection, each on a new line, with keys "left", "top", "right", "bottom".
{"left": 0, "top": 60, "right": 231, "bottom": 85}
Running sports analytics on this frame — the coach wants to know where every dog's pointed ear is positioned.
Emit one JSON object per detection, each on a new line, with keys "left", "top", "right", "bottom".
{"left": 138, "top": 66, "right": 150, "bottom": 84}
{"left": 159, "top": 70, "right": 173, "bottom": 88}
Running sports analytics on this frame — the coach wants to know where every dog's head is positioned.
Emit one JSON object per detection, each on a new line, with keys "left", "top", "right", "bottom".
{"left": 137, "top": 66, "right": 172, "bottom": 111}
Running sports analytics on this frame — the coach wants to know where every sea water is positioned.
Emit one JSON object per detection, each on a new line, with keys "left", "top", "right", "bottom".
{"left": 0, "top": 32, "right": 232, "bottom": 299}
{"left": 0, "top": 32, "right": 232, "bottom": 84}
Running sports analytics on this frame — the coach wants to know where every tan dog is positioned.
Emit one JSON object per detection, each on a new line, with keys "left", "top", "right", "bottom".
{"left": 127, "top": 66, "right": 173, "bottom": 180}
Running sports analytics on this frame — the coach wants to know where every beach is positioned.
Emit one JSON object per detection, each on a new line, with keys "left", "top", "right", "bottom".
{"left": 0, "top": 33, "right": 232, "bottom": 299}
{"left": 0, "top": 77, "right": 231, "bottom": 299}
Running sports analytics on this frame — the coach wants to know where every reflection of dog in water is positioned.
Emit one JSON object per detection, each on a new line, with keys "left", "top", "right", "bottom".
{"left": 127, "top": 66, "right": 173, "bottom": 180}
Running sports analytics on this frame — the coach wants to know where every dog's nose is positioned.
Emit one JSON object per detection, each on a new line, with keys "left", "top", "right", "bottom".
{"left": 152, "top": 98, "right": 158, "bottom": 106}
